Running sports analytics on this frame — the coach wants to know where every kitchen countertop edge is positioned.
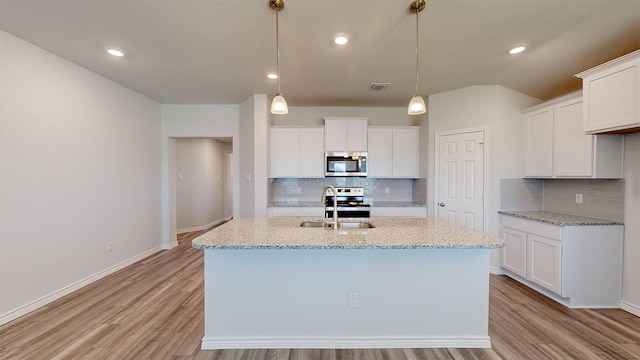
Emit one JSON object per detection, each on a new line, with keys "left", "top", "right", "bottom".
{"left": 192, "top": 217, "right": 504, "bottom": 250}
{"left": 498, "top": 210, "right": 623, "bottom": 226}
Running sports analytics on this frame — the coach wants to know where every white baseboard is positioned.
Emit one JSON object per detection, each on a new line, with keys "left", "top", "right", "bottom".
{"left": 621, "top": 301, "right": 640, "bottom": 317}
{"left": 201, "top": 336, "right": 491, "bottom": 350}
{"left": 177, "top": 218, "right": 225, "bottom": 234}
{"left": 0, "top": 245, "right": 163, "bottom": 326}
{"left": 489, "top": 266, "right": 505, "bottom": 275}
{"left": 163, "top": 241, "right": 179, "bottom": 250}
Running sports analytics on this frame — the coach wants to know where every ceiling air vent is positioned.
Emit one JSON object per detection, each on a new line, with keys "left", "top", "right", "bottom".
{"left": 369, "top": 83, "right": 391, "bottom": 91}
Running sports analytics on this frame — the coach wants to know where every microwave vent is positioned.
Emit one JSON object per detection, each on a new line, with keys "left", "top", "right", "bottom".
{"left": 369, "top": 83, "right": 391, "bottom": 91}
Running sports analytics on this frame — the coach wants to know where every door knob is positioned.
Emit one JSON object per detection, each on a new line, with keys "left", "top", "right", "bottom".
{"left": 438, "top": 202, "right": 446, "bottom": 207}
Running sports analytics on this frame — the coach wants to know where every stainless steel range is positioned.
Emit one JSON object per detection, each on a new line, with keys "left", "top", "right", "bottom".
{"left": 324, "top": 187, "right": 370, "bottom": 218}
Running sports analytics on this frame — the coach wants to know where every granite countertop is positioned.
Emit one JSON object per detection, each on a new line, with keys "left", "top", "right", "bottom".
{"left": 267, "top": 201, "right": 427, "bottom": 207}
{"left": 192, "top": 217, "right": 504, "bottom": 250}
{"left": 498, "top": 210, "right": 623, "bottom": 226}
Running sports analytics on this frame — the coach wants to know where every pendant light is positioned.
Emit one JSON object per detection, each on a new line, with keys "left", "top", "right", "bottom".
{"left": 270, "top": 0, "right": 288, "bottom": 114}
{"left": 408, "top": 0, "right": 426, "bottom": 115}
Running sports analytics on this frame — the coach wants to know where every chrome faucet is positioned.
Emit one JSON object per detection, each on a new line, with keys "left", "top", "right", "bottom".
{"left": 322, "top": 185, "right": 339, "bottom": 229}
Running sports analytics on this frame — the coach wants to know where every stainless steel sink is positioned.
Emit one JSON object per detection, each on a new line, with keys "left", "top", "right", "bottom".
{"left": 300, "top": 220, "right": 375, "bottom": 229}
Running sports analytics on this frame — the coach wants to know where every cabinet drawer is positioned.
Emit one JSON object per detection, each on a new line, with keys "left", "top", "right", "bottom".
{"left": 501, "top": 216, "right": 562, "bottom": 240}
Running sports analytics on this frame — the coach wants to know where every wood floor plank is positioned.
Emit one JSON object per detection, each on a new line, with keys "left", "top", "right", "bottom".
{"left": 1, "top": 227, "right": 639, "bottom": 360}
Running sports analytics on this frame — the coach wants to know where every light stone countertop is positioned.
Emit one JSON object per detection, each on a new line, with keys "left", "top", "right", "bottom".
{"left": 192, "top": 217, "right": 504, "bottom": 250}
{"left": 498, "top": 210, "right": 623, "bottom": 226}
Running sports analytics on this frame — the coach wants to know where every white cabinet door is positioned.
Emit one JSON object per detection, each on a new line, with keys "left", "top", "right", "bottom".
{"left": 522, "top": 92, "right": 623, "bottom": 179}
{"left": 527, "top": 234, "right": 562, "bottom": 294}
{"left": 523, "top": 105, "right": 554, "bottom": 177}
{"left": 553, "top": 97, "right": 594, "bottom": 177}
{"left": 299, "top": 128, "right": 324, "bottom": 177}
{"left": 270, "top": 128, "right": 299, "bottom": 177}
{"left": 392, "top": 128, "right": 420, "bottom": 178}
{"left": 270, "top": 127, "right": 324, "bottom": 178}
{"left": 324, "top": 118, "right": 368, "bottom": 152}
{"left": 578, "top": 53, "right": 640, "bottom": 134}
{"left": 367, "top": 128, "right": 393, "bottom": 177}
{"left": 501, "top": 227, "right": 527, "bottom": 278}
{"left": 346, "top": 119, "right": 368, "bottom": 151}
{"left": 324, "top": 120, "right": 348, "bottom": 152}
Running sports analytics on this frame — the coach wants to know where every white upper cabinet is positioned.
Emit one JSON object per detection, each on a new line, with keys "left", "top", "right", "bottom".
{"left": 523, "top": 105, "right": 554, "bottom": 177}
{"left": 270, "top": 128, "right": 299, "bottom": 178}
{"left": 324, "top": 117, "right": 368, "bottom": 152}
{"left": 522, "top": 92, "right": 624, "bottom": 179}
{"left": 367, "top": 127, "right": 420, "bottom": 178}
{"left": 576, "top": 50, "right": 640, "bottom": 134}
{"left": 298, "top": 128, "right": 325, "bottom": 177}
{"left": 367, "top": 128, "right": 393, "bottom": 177}
{"left": 270, "top": 127, "right": 324, "bottom": 178}
{"left": 553, "top": 96, "right": 593, "bottom": 177}
{"left": 391, "top": 128, "right": 420, "bottom": 178}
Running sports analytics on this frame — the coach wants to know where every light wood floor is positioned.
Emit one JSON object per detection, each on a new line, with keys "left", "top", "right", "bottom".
{"left": 1, "top": 229, "right": 639, "bottom": 360}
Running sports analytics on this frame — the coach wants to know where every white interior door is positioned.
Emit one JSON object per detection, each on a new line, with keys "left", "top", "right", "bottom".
{"left": 436, "top": 131, "right": 485, "bottom": 231}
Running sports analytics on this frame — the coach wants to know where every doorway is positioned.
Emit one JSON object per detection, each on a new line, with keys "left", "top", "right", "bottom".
{"left": 174, "top": 137, "right": 233, "bottom": 235}
{"left": 434, "top": 129, "right": 486, "bottom": 231}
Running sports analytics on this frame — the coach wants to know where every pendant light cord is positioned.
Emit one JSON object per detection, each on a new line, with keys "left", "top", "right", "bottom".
{"left": 414, "top": 8, "right": 420, "bottom": 96}
{"left": 276, "top": 9, "right": 281, "bottom": 94}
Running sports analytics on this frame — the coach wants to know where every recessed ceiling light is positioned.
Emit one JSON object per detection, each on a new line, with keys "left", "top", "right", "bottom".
{"left": 334, "top": 36, "right": 348, "bottom": 45}
{"left": 107, "top": 49, "right": 124, "bottom": 57}
{"left": 509, "top": 46, "right": 526, "bottom": 55}
{"left": 267, "top": 73, "right": 278, "bottom": 80}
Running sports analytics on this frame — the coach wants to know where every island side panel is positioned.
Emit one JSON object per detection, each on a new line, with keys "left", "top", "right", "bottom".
{"left": 202, "top": 248, "right": 491, "bottom": 349}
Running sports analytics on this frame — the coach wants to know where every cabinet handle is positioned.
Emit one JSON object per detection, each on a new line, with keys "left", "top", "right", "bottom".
{"left": 438, "top": 202, "right": 446, "bottom": 207}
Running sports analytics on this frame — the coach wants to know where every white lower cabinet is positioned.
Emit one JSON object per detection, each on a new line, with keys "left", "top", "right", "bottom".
{"left": 501, "top": 227, "right": 527, "bottom": 278}
{"left": 527, "top": 234, "right": 562, "bottom": 294}
{"left": 500, "top": 215, "right": 623, "bottom": 308}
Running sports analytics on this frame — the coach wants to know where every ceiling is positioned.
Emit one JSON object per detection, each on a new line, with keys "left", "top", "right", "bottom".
{"left": 1, "top": 0, "right": 639, "bottom": 107}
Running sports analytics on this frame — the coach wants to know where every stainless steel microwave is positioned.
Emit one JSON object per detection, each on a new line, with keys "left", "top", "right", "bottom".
{"left": 325, "top": 152, "right": 367, "bottom": 177}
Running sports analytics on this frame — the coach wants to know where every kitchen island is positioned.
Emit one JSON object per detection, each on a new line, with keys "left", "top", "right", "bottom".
{"left": 192, "top": 217, "right": 504, "bottom": 349}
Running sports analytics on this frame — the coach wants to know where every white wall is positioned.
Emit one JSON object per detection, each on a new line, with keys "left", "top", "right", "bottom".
{"left": 161, "top": 104, "right": 240, "bottom": 247}
{"left": 428, "top": 86, "right": 540, "bottom": 269}
{"left": 176, "top": 139, "right": 227, "bottom": 232}
{"left": 622, "top": 133, "right": 640, "bottom": 315}
{"left": 239, "top": 95, "right": 268, "bottom": 218}
{"left": 0, "top": 30, "right": 162, "bottom": 323}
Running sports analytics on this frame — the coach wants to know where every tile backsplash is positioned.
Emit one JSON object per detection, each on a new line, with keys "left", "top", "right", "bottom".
{"left": 542, "top": 179, "right": 624, "bottom": 221}
{"left": 269, "top": 178, "right": 427, "bottom": 205}
{"left": 500, "top": 178, "right": 543, "bottom": 211}
{"left": 500, "top": 178, "right": 625, "bottom": 222}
